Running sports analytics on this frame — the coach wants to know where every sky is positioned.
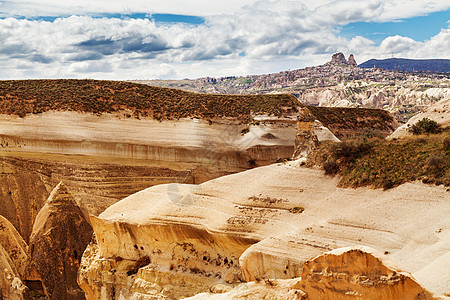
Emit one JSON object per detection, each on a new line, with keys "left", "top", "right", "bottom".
{"left": 0, "top": 0, "right": 449, "bottom": 80}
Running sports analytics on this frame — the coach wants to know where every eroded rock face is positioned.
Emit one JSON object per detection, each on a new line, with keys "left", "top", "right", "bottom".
{"left": 26, "top": 182, "right": 93, "bottom": 299}
{"left": 78, "top": 163, "right": 449, "bottom": 299}
{"left": 299, "top": 246, "right": 433, "bottom": 300}
{"left": 0, "top": 160, "right": 49, "bottom": 243}
{"left": 0, "top": 215, "right": 28, "bottom": 278}
{"left": 0, "top": 216, "right": 28, "bottom": 299}
{"left": 348, "top": 54, "right": 357, "bottom": 66}
{"left": 388, "top": 97, "right": 450, "bottom": 139}
{"left": 329, "top": 52, "right": 348, "bottom": 65}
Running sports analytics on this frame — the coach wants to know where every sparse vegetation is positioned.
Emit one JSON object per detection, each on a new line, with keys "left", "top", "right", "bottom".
{"left": 409, "top": 118, "right": 441, "bottom": 135}
{"left": 308, "top": 131, "right": 450, "bottom": 189}
{"left": 0, "top": 79, "right": 299, "bottom": 120}
{"left": 305, "top": 105, "right": 395, "bottom": 135}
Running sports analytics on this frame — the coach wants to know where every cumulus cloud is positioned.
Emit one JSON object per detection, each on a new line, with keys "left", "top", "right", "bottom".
{"left": 0, "top": 0, "right": 448, "bottom": 79}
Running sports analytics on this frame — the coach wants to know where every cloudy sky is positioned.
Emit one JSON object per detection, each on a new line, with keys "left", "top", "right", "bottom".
{"left": 0, "top": 0, "right": 449, "bottom": 80}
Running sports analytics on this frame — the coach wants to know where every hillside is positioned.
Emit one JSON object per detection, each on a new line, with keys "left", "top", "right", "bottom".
{"left": 359, "top": 58, "right": 450, "bottom": 73}
{"left": 139, "top": 53, "right": 450, "bottom": 121}
{"left": 0, "top": 79, "right": 299, "bottom": 121}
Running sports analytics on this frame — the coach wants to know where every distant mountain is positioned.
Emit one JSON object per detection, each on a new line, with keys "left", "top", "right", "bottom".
{"left": 359, "top": 58, "right": 450, "bottom": 73}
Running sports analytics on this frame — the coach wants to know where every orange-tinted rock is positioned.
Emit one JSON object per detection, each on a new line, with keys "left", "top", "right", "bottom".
{"left": 299, "top": 246, "right": 433, "bottom": 300}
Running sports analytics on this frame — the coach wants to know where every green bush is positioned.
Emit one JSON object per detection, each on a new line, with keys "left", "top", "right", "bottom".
{"left": 410, "top": 118, "right": 441, "bottom": 135}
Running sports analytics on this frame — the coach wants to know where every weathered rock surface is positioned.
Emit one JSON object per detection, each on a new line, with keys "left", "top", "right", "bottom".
{"left": 348, "top": 54, "right": 357, "bottom": 66}
{"left": 0, "top": 158, "right": 49, "bottom": 243}
{"left": 388, "top": 97, "right": 450, "bottom": 139}
{"left": 0, "top": 216, "right": 28, "bottom": 299}
{"left": 327, "top": 52, "right": 348, "bottom": 66}
{"left": 299, "top": 246, "right": 433, "bottom": 300}
{"left": 185, "top": 278, "right": 307, "bottom": 299}
{"left": 26, "top": 182, "right": 93, "bottom": 299}
{"left": 0, "top": 111, "right": 297, "bottom": 244}
{"left": 78, "top": 162, "right": 450, "bottom": 299}
{"left": 0, "top": 216, "right": 28, "bottom": 278}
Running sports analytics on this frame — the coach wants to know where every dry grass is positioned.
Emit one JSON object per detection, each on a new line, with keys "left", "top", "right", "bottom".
{"left": 308, "top": 131, "right": 450, "bottom": 189}
{"left": 0, "top": 79, "right": 299, "bottom": 121}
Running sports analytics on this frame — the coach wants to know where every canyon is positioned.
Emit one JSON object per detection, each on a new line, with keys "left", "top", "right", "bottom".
{"left": 0, "top": 66, "right": 448, "bottom": 299}
{"left": 78, "top": 162, "right": 450, "bottom": 299}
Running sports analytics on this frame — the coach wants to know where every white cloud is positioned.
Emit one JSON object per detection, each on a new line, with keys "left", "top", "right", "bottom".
{"left": 0, "top": 0, "right": 259, "bottom": 17}
{"left": 0, "top": 0, "right": 448, "bottom": 80}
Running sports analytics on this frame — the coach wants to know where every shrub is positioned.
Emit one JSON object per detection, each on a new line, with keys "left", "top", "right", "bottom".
{"left": 444, "top": 136, "right": 450, "bottom": 151}
{"left": 410, "top": 118, "right": 441, "bottom": 135}
{"left": 323, "top": 160, "right": 339, "bottom": 175}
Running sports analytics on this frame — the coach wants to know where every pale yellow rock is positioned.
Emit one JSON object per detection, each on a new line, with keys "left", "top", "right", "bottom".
{"left": 79, "top": 163, "right": 450, "bottom": 299}
{"left": 0, "top": 215, "right": 28, "bottom": 278}
{"left": 0, "top": 216, "right": 27, "bottom": 300}
{"left": 299, "top": 246, "right": 433, "bottom": 300}
{"left": 184, "top": 278, "right": 307, "bottom": 300}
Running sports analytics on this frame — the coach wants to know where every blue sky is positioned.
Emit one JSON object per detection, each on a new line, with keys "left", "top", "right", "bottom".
{"left": 340, "top": 9, "right": 450, "bottom": 44}
{"left": 0, "top": 0, "right": 449, "bottom": 79}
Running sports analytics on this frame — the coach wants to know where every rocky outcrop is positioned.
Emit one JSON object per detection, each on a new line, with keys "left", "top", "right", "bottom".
{"left": 26, "top": 182, "right": 93, "bottom": 299}
{"left": 188, "top": 247, "right": 433, "bottom": 299}
{"left": 293, "top": 107, "right": 340, "bottom": 158}
{"left": 0, "top": 110, "right": 297, "bottom": 245}
{"left": 0, "top": 159, "right": 49, "bottom": 243}
{"left": 0, "top": 216, "right": 28, "bottom": 299}
{"left": 348, "top": 54, "right": 357, "bottom": 66}
{"left": 78, "top": 163, "right": 450, "bottom": 299}
{"left": 388, "top": 97, "right": 450, "bottom": 139}
{"left": 328, "top": 52, "right": 348, "bottom": 65}
{"left": 299, "top": 246, "right": 433, "bottom": 300}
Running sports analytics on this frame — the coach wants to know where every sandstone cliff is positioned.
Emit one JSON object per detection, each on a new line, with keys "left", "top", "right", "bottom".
{"left": 187, "top": 247, "right": 432, "bottom": 300}
{"left": 78, "top": 162, "right": 450, "bottom": 299}
{"left": 0, "top": 110, "right": 297, "bottom": 245}
{"left": 26, "top": 182, "right": 93, "bottom": 299}
{"left": 0, "top": 215, "right": 27, "bottom": 299}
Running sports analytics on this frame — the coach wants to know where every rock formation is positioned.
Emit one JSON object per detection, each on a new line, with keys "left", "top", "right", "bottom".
{"left": 388, "top": 97, "right": 450, "bottom": 139}
{"left": 187, "top": 247, "right": 433, "bottom": 299}
{"left": 328, "top": 52, "right": 348, "bottom": 65}
{"left": 0, "top": 110, "right": 297, "bottom": 249}
{"left": 348, "top": 53, "right": 357, "bottom": 66}
{"left": 0, "top": 160, "right": 49, "bottom": 243}
{"left": 0, "top": 216, "right": 28, "bottom": 299}
{"left": 299, "top": 246, "right": 433, "bottom": 300}
{"left": 26, "top": 182, "right": 93, "bottom": 299}
{"left": 293, "top": 108, "right": 340, "bottom": 158}
{"left": 78, "top": 162, "right": 449, "bottom": 299}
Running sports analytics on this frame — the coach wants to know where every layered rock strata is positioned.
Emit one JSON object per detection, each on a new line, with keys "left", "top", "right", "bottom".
{"left": 78, "top": 162, "right": 450, "bottom": 299}
{"left": 0, "top": 110, "right": 296, "bottom": 245}
{"left": 26, "top": 182, "right": 93, "bottom": 299}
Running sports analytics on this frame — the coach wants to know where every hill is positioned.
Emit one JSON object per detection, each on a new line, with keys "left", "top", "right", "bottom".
{"left": 359, "top": 58, "right": 450, "bottom": 73}
{"left": 140, "top": 53, "right": 450, "bottom": 122}
{"left": 0, "top": 79, "right": 299, "bottom": 121}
